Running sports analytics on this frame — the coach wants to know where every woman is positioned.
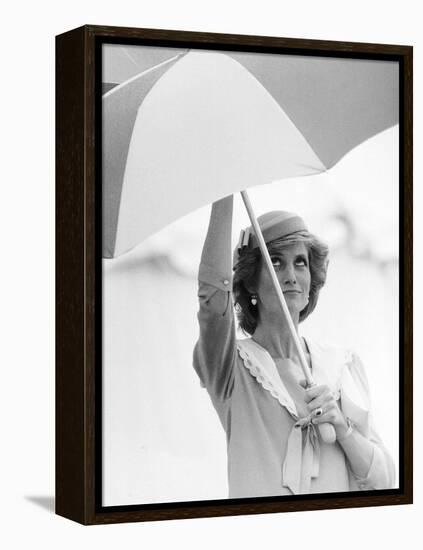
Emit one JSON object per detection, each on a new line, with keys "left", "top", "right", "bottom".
{"left": 193, "top": 196, "right": 395, "bottom": 498}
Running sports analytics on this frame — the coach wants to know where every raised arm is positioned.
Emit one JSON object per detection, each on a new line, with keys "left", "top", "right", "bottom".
{"left": 193, "top": 196, "right": 237, "bottom": 400}
{"left": 200, "top": 195, "right": 234, "bottom": 277}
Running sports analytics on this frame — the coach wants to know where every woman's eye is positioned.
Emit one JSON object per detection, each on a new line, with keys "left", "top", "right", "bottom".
{"left": 295, "top": 258, "right": 307, "bottom": 267}
{"left": 271, "top": 257, "right": 281, "bottom": 268}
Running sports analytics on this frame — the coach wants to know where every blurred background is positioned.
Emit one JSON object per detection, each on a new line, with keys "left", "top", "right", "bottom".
{"left": 103, "top": 124, "right": 399, "bottom": 505}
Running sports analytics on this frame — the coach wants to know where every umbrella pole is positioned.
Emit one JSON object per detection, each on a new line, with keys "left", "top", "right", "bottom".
{"left": 240, "top": 190, "right": 336, "bottom": 444}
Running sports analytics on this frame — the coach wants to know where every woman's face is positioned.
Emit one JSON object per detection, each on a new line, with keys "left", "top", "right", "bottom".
{"left": 256, "top": 241, "right": 311, "bottom": 319}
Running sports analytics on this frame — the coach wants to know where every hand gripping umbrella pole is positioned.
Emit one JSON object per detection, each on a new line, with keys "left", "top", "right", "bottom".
{"left": 240, "top": 190, "right": 337, "bottom": 444}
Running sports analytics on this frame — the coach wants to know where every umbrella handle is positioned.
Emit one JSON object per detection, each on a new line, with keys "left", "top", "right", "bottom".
{"left": 317, "top": 422, "right": 337, "bottom": 443}
{"left": 240, "top": 190, "right": 337, "bottom": 445}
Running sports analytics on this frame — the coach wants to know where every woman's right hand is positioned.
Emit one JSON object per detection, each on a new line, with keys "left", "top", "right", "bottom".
{"left": 302, "top": 382, "right": 349, "bottom": 439}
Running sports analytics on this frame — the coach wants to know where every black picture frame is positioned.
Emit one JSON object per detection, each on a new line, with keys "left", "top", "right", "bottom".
{"left": 56, "top": 24, "right": 413, "bottom": 525}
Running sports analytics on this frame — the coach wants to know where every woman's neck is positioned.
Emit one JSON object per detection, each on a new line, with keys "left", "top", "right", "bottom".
{"left": 252, "top": 312, "right": 304, "bottom": 360}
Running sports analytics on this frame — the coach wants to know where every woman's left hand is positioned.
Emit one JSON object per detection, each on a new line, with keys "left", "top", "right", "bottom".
{"left": 301, "top": 382, "right": 349, "bottom": 439}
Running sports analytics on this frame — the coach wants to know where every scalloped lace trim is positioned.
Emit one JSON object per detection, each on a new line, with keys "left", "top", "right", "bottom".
{"left": 237, "top": 343, "right": 298, "bottom": 418}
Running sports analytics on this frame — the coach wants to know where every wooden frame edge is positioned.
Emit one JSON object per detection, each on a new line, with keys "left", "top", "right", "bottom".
{"left": 56, "top": 25, "right": 88, "bottom": 524}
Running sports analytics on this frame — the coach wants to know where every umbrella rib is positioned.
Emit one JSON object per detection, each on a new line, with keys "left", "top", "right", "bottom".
{"left": 102, "top": 51, "right": 189, "bottom": 99}
{"left": 120, "top": 45, "right": 145, "bottom": 71}
{"left": 224, "top": 54, "right": 327, "bottom": 171}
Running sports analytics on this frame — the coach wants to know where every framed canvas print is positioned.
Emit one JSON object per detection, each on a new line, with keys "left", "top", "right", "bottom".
{"left": 56, "top": 25, "right": 413, "bottom": 525}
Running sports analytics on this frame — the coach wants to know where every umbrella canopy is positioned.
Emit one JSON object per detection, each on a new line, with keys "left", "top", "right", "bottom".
{"left": 102, "top": 47, "right": 398, "bottom": 258}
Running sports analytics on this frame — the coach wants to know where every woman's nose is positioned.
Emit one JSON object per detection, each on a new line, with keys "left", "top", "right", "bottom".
{"left": 283, "top": 265, "right": 296, "bottom": 284}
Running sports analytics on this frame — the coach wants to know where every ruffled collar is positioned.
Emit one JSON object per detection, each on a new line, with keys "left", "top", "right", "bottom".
{"left": 237, "top": 337, "right": 343, "bottom": 418}
{"left": 237, "top": 337, "right": 299, "bottom": 417}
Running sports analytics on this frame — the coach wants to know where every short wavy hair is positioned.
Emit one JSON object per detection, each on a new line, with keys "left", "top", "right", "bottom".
{"left": 233, "top": 231, "right": 329, "bottom": 335}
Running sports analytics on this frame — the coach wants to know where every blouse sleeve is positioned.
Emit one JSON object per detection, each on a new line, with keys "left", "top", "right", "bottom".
{"left": 192, "top": 261, "right": 237, "bottom": 401}
{"left": 340, "top": 352, "right": 396, "bottom": 490}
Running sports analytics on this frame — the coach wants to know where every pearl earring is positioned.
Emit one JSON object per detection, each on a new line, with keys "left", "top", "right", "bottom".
{"left": 250, "top": 294, "right": 258, "bottom": 306}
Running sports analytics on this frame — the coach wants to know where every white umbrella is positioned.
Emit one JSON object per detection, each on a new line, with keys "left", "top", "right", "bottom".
{"left": 102, "top": 48, "right": 398, "bottom": 258}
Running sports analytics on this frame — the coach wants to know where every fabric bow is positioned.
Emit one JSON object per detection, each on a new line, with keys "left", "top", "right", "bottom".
{"left": 282, "top": 415, "right": 321, "bottom": 494}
